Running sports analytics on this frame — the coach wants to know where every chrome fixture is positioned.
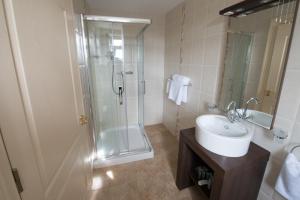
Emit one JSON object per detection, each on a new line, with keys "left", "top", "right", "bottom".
{"left": 242, "top": 97, "right": 260, "bottom": 119}
{"left": 291, "top": 144, "right": 300, "bottom": 153}
{"left": 107, "top": 49, "right": 124, "bottom": 97}
{"left": 272, "top": 128, "right": 288, "bottom": 142}
{"left": 125, "top": 71, "right": 134, "bottom": 75}
{"left": 167, "top": 77, "right": 192, "bottom": 87}
{"left": 105, "top": 32, "right": 124, "bottom": 103}
{"left": 84, "top": 15, "right": 151, "bottom": 24}
{"left": 226, "top": 101, "right": 240, "bottom": 123}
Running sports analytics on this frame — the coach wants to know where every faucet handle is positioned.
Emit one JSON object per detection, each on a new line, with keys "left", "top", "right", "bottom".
{"left": 226, "top": 101, "right": 241, "bottom": 123}
{"left": 245, "top": 97, "right": 260, "bottom": 104}
{"left": 226, "top": 101, "right": 237, "bottom": 111}
{"left": 227, "top": 109, "right": 240, "bottom": 123}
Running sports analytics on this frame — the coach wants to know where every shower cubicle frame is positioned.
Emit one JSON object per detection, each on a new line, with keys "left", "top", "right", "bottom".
{"left": 80, "top": 14, "right": 153, "bottom": 167}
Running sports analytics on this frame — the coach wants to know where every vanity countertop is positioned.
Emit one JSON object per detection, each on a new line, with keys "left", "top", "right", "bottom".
{"left": 176, "top": 128, "right": 270, "bottom": 200}
{"left": 181, "top": 128, "right": 270, "bottom": 172}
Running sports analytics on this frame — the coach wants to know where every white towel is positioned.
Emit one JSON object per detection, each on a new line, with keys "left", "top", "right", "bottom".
{"left": 168, "top": 74, "right": 190, "bottom": 105}
{"left": 275, "top": 153, "right": 300, "bottom": 200}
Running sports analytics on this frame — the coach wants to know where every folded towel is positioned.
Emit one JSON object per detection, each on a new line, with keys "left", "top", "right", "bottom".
{"left": 275, "top": 153, "right": 300, "bottom": 200}
{"left": 168, "top": 74, "right": 190, "bottom": 105}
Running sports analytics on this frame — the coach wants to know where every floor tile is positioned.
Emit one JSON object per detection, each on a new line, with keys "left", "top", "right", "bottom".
{"left": 91, "top": 124, "right": 206, "bottom": 200}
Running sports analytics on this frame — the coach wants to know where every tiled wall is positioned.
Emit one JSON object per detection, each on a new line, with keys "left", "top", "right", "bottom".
{"left": 143, "top": 17, "right": 165, "bottom": 125}
{"left": 86, "top": 10, "right": 165, "bottom": 126}
{"left": 164, "top": 0, "right": 228, "bottom": 135}
{"left": 163, "top": 0, "right": 300, "bottom": 200}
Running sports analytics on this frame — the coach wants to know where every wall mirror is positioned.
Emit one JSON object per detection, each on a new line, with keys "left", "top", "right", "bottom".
{"left": 219, "top": 0, "right": 299, "bottom": 129}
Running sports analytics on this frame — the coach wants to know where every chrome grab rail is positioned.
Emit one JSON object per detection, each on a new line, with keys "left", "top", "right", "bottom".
{"left": 291, "top": 144, "right": 300, "bottom": 153}
{"left": 167, "top": 78, "right": 192, "bottom": 86}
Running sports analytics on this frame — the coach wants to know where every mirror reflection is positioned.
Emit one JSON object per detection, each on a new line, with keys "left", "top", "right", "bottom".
{"left": 219, "top": 1, "right": 297, "bottom": 129}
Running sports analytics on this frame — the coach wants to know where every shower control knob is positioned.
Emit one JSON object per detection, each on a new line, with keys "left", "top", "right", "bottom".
{"left": 125, "top": 71, "right": 134, "bottom": 75}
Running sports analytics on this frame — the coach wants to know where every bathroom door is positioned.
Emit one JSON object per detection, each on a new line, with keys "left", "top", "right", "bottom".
{"left": 0, "top": 0, "right": 92, "bottom": 200}
{"left": 86, "top": 20, "right": 129, "bottom": 158}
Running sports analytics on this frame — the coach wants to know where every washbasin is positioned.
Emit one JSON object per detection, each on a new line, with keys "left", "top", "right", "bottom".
{"left": 195, "top": 115, "right": 252, "bottom": 157}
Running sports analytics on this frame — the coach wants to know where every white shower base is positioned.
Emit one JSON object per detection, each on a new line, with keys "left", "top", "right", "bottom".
{"left": 93, "top": 124, "right": 153, "bottom": 168}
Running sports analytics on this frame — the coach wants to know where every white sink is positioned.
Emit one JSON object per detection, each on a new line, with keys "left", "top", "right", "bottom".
{"left": 195, "top": 115, "right": 252, "bottom": 157}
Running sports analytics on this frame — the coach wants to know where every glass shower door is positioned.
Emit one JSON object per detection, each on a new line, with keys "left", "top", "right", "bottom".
{"left": 137, "top": 32, "right": 144, "bottom": 128}
{"left": 86, "top": 21, "right": 129, "bottom": 159}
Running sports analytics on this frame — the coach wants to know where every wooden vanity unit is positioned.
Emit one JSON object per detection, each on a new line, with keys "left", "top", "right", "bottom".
{"left": 176, "top": 128, "right": 270, "bottom": 200}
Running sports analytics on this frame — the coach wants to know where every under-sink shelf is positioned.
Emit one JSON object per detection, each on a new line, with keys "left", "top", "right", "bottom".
{"left": 189, "top": 170, "right": 211, "bottom": 199}
{"left": 176, "top": 128, "right": 270, "bottom": 200}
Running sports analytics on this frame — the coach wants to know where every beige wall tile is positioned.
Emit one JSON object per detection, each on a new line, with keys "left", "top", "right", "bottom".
{"left": 164, "top": 1, "right": 300, "bottom": 199}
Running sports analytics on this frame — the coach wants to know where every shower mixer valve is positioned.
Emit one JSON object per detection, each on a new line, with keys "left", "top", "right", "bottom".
{"left": 119, "top": 87, "right": 123, "bottom": 105}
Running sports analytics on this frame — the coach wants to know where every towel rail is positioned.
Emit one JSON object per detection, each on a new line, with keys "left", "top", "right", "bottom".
{"left": 167, "top": 78, "right": 192, "bottom": 86}
{"left": 291, "top": 144, "right": 300, "bottom": 153}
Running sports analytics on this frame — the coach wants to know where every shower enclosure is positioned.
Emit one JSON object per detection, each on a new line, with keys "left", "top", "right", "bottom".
{"left": 81, "top": 16, "right": 153, "bottom": 167}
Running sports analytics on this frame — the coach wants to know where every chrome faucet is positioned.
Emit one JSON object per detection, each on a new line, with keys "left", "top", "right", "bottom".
{"left": 242, "top": 97, "right": 259, "bottom": 119}
{"left": 226, "top": 101, "right": 240, "bottom": 123}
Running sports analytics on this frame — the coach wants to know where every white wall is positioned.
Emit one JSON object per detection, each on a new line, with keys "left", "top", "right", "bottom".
{"left": 86, "top": 9, "right": 166, "bottom": 125}
{"left": 163, "top": 0, "right": 300, "bottom": 200}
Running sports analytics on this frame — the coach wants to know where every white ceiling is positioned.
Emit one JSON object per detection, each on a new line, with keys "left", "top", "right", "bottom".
{"left": 85, "top": 0, "right": 184, "bottom": 17}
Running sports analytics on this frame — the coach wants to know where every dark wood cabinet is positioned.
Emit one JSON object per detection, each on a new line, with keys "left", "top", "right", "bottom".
{"left": 176, "top": 128, "right": 270, "bottom": 200}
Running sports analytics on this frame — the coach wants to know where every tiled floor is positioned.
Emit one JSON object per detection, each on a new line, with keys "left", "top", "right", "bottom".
{"left": 90, "top": 124, "right": 206, "bottom": 200}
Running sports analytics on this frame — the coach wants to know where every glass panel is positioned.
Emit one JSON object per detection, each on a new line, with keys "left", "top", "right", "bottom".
{"left": 122, "top": 23, "right": 149, "bottom": 152}
{"left": 137, "top": 32, "right": 144, "bottom": 127}
{"left": 85, "top": 19, "right": 152, "bottom": 162}
{"left": 86, "top": 21, "right": 129, "bottom": 158}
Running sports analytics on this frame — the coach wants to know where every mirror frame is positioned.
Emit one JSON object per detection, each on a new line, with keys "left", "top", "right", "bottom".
{"left": 219, "top": 0, "right": 300, "bottom": 129}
